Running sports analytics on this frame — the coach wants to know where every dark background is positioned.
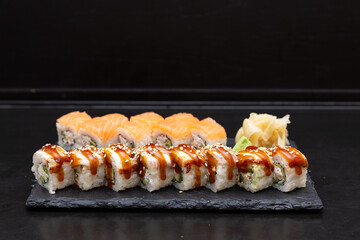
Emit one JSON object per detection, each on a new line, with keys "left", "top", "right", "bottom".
{"left": 1, "top": 0, "right": 360, "bottom": 100}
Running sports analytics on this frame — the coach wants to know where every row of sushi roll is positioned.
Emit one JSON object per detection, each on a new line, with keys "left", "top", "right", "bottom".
{"left": 32, "top": 141, "right": 308, "bottom": 194}
{"left": 56, "top": 111, "right": 227, "bottom": 151}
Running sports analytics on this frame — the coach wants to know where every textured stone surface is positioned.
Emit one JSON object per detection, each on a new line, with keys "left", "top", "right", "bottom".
{"left": 26, "top": 175, "right": 322, "bottom": 210}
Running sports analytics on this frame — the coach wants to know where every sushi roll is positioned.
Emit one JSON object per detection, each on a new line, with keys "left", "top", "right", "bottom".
{"left": 236, "top": 146, "right": 274, "bottom": 192}
{"left": 69, "top": 146, "right": 106, "bottom": 190}
{"left": 200, "top": 144, "right": 238, "bottom": 192}
{"left": 77, "top": 117, "right": 118, "bottom": 148}
{"left": 151, "top": 118, "right": 194, "bottom": 147}
{"left": 165, "top": 113, "right": 199, "bottom": 124}
{"left": 135, "top": 143, "right": 175, "bottom": 192}
{"left": 269, "top": 146, "right": 309, "bottom": 192}
{"left": 190, "top": 117, "right": 227, "bottom": 149}
{"left": 130, "top": 112, "right": 164, "bottom": 126}
{"left": 32, "top": 144, "right": 74, "bottom": 194}
{"left": 106, "top": 121, "right": 153, "bottom": 149}
{"left": 104, "top": 144, "right": 139, "bottom": 191}
{"left": 102, "top": 113, "right": 128, "bottom": 127}
{"left": 169, "top": 144, "right": 207, "bottom": 191}
{"left": 56, "top": 111, "right": 92, "bottom": 150}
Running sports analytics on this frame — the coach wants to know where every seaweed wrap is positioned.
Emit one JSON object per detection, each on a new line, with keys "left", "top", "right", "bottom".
{"left": 32, "top": 144, "right": 74, "bottom": 194}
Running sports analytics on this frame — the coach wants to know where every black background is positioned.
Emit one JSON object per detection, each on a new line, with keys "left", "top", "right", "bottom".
{"left": 1, "top": 0, "right": 360, "bottom": 100}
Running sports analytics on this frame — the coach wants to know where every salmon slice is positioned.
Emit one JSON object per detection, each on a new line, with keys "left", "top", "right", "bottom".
{"left": 81, "top": 117, "right": 120, "bottom": 142}
{"left": 165, "top": 113, "right": 200, "bottom": 125}
{"left": 154, "top": 118, "right": 193, "bottom": 140}
{"left": 130, "top": 112, "right": 164, "bottom": 126}
{"left": 57, "top": 111, "right": 92, "bottom": 131}
{"left": 102, "top": 113, "right": 128, "bottom": 127}
{"left": 194, "top": 117, "right": 226, "bottom": 140}
{"left": 120, "top": 121, "right": 152, "bottom": 141}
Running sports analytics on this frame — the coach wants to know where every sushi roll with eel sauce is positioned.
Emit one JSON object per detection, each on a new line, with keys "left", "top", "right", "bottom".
{"left": 135, "top": 143, "right": 175, "bottom": 192}
{"left": 32, "top": 144, "right": 74, "bottom": 194}
{"left": 104, "top": 144, "right": 139, "bottom": 191}
{"left": 200, "top": 144, "right": 238, "bottom": 192}
{"left": 236, "top": 146, "right": 274, "bottom": 193}
{"left": 169, "top": 144, "right": 207, "bottom": 191}
{"left": 69, "top": 146, "right": 106, "bottom": 191}
{"left": 269, "top": 146, "right": 308, "bottom": 192}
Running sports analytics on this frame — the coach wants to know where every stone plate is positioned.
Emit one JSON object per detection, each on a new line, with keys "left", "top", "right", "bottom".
{"left": 26, "top": 140, "right": 323, "bottom": 210}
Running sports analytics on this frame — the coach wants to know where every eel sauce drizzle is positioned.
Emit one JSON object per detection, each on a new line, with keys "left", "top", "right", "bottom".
{"left": 137, "top": 143, "right": 169, "bottom": 180}
{"left": 41, "top": 144, "right": 70, "bottom": 182}
{"left": 270, "top": 146, "right": 309, "bottom": 175}
{"left": 236, "top": 146, "right": 274, "bottom": 176}
{"left": 170, "top": 144, "right": 205, "bottom": 188}
{"left": 203, "top": 145, "right": 236, "bottom": 184}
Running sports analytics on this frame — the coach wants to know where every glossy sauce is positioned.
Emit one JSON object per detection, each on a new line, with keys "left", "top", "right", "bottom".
{"left": 170, "top": 144, "right": 205, "bottom": 188}
{"left": 105, "top": 144, "right": 138, "bottom": 189}
{"left": 137, "top": 144, "right": 168, "bottom": 180}
{"left": 70, "top": 146, "right": 101, "bottom": 175}
{"left": 41, "top": 144, "right": 70, "bottom": 182}
{"left": 215, "top": 146, "right": 236, "bottom": 181}
{"left": 203, "top": 145, "right": 236, "bottom": 184}
{"left": 271, "top": 146, "right": 308, "bottom": 175}
{"left": 236, "top": 147, "right": 274, "bottom": 176}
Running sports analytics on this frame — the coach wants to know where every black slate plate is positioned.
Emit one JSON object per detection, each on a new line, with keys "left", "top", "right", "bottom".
{"left": 26, "top": 140, "right": 323, "bottom": 210}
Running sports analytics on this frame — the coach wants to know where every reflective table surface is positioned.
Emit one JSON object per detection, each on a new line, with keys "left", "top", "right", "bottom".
{"left": 1, "top": 101, "right": 359, "bottom": 240}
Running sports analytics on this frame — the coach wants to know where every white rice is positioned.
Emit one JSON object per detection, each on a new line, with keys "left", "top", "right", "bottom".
{"left": 74, "top": 165, "right": 106, "bottom": 191}
{"left": 173, "top": 164, "right": 207, "bottom": 191}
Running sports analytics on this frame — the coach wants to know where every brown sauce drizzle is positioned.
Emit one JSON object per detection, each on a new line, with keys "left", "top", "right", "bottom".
{"left": 41, "top": 144, "right": 69, "bottom": 182}
{"left": 81, "top": 149, "right": 100, "bottom": 175}
{"left": 105, "top": 144, "right": 139, "bottom": 188}
{"left": 137, "top": 143, "right": 168, "bottom": 181}
{"left": 205, "top": 151, "right": 218, "bottom": 184}
{"left": 236, "top": 148, "right": 274, "bottom": 176}
{"left": 70, "top": 146, "right": 102, "bottom": 176}
{"left": 170, "top": 144, "right": 205, "bottom": 187}
{"left": 215, "top": 145, "right": 236, "bottom": 181}
{"left": 271, "top": 146, "right": 308, "bottom": 175}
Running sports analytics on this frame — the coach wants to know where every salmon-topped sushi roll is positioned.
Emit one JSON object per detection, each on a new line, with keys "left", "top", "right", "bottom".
{"left": 130, "top": 112, "right": 164, "bottom": 127}
{"left": 77, "top": 117, "right": 119, "bottom": 148}
{"left": 135, "top": 143, "right": 175, "bottom": 192}
{"left": 269, "top": 146, "right": 309, "bottom": 192}
{"left": 170, "top": 144, "right": 207, "bottom": 191}
{"left": 165, "top": 113, "right": 199, "bottom": 124}
{"left": 104, "top": 144, "right": 139, "bottom": 191}
{"left": 106, "top": 121, "right": 153, "bottom": 148}
{"left": 151, "top": 118, "right": 194, "bottom": 148}
{"left": 191, "top": 117, "right": 227, "bottom": 149}
{"left": 32, "top": 144, "right": 74, "bottom": 194}
{"left": 101, "top": 113, "right": 128, "bottom": 126}
{"left": 200, "top": 144, "right": 238, "bottom": 192}
{"left": 236, "top": 146, "right": 274, "bottom": 193}
{"left": 69, "top": 146, "right": 106, "bottom": 191}
{"left": 56, "top": 111, "right": 92, "bottom": 150}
